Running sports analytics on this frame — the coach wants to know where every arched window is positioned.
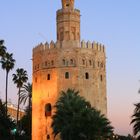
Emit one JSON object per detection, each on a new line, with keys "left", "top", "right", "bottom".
{"left": 70, "top": 59, "right": 73, "bottom": 65}
{"left": 65, "top": 72, "right": 69, "bottom": 79}
{"left": 47, "top": 135, "right": 50, "bottom": 140}
{"left": 85, "top": 72, "right": 89, "bottom": 79}
{"left": 47, "top": 74, "right": 50, "bottom": 80}
{"left": 45, "top": 103, "right": 52, "bottom": 117}
{"left": 100, "top": 75, "right": 103, "bottom": 82}
{"left": 82, "top": 59, "right": 85, "bottom": 65}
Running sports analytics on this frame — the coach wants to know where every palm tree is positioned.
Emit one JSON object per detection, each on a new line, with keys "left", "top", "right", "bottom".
{"left": 20, "top": 82, "right": 32, "bottom": 108}
{"left": 12, "top": 68, "right": 28, "bottom": 128}
{"left": 0, "top": 40, "right": 6, "bottom": 57}
{"left": 20, "top": 82, "right": 32, "bottom": 139}
{"left": 131, "top": 103, "right": 140, "bottom": 139}
{"left": 52, "top": 89, "right": 113, "bottom": 140}
{"left": 0, "top": 52, "right": 15, "bottom": 116}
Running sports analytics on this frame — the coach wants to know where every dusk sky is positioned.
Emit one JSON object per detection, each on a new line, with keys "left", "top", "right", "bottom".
{"left": 0, "top": 0, "right": 140, "bottom": 136}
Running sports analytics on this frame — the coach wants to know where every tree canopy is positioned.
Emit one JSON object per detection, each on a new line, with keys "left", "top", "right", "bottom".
{"left": 52, "top": 89, "right": 113, "bottom": 140}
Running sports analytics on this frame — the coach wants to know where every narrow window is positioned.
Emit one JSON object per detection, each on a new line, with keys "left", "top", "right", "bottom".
{"left": 65, "top": 31, "right": 70, "bottom": 40}
{"left": 45, "top": 103, "right": 52, "bottom": 117}
{"left": 66, "top": 3, "right": 69, "bottom": 7}
{"left": 82, "top": 59, "right": 85, "bottom": 65}
{"left": 98, "top": 61, "right": 100, "bottom": 67}
{"left": 100, "top": 62, "right": 103, "bottom": 68}
{"left": 51, "top": 60, "right": 54, "bottom": 66}
{"left": 89, "top": 60, "right": 92, "bottom": 66}
{"left": 63, "top": 59, "right": 65, "bottom": 65}
{"left": 47, "top": 135, "right": 50, "bottom": 140}
{"left": 85, "top": 72, "right": 89, "bottom": 79}
{"left": 70, "top": 59, "right": 73, "bottom": 65}
{"left": 65, "top": 72, "right": 69, "bottom": 79}
{"left": 100, "top": 75, "right": 103, "bottom": 82}
{"left": 93, "top": 61, "right": 95, "bottom": 68}
{"left": 60, "top": 32, "right": 64, "bottom": 41}
{"left": 47, "top": 74, "right": 50, "bottom": 80}
{"left": 45, "top": 61, "right": 47, "bottom": 66}
{"left": 37, "top": 64, "right": 39, "bottom": 69}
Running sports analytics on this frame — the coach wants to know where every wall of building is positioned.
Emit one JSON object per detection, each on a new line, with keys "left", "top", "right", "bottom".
{"left": 32, "top": 40, "right": 107, "bottom": 140}
{"left": 32, "top": 1, "right": 107, "bottom": 140}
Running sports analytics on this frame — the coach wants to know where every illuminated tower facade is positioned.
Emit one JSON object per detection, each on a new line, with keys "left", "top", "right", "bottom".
{"left": 32, "top": 0, "right": 107, "bottom": 140}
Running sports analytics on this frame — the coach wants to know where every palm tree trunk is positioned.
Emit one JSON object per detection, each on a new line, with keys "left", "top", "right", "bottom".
{"left": 5, "top": 71, "right": 8, "bottom": 116}
{"left": 17, "top": 88, "right": 21, "bottom": 130}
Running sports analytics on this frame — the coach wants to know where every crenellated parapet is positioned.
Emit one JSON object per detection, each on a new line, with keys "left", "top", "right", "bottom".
{"left": 33, "top": 41, "right": 58, "bottom": 54}
{"left": 33, "top": 40, "right": 105, "bottom": 54}
{"left": 81, "top": 40, "right": 105, "bottom": 53}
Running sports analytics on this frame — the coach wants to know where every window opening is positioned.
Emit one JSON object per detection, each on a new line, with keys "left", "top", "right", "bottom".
{"left": 85, "top": 73, "right": 89, "bottom": 79}
{"left": 65, "top": 72, "right": 69, "bottom": 79}
{"left": 45, "top": 103, "right": 52, "bottom": 117}
{"left": 47, "top": 74, "right": 50, "bottom": 80}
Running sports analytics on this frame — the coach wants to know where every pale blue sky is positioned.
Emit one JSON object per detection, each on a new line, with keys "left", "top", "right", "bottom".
{"left": 0, "top": 0, "right": 140, "bottom": 136}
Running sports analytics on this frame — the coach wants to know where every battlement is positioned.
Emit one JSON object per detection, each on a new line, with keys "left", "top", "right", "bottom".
{"left": 33, "top": 41, "right": 59, "bottom": 53}
{"left": 81, "top": 40, "right": 105, "bottom": 52}
{"left": 33, "top": 40, "right": 105, "bottom": 54}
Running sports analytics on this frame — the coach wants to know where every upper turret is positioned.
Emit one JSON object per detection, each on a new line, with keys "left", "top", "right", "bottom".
{"left": 61, "top": 0, "right": 75, "bottom": 10}
{"left": 57, "top": 0, "right": 80, "bottom": 43}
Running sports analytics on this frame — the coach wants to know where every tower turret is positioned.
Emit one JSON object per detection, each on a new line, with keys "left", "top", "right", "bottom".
{"left": 57, "top": 0, "right": 80, "bottom": 42}
{"left": 61, "top": 0, "right": 75, "bottom": 9}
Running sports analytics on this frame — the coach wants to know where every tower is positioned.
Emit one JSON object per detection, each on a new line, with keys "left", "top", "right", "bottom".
{"left": 32, "top": 1, "right": 107, "bottom": 140}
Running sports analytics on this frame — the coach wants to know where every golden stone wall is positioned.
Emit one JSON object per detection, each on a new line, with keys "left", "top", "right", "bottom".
{"left": 32, "top": 1, "right": 107, "bottom": 140}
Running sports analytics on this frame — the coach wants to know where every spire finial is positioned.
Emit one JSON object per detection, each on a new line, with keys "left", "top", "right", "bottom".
{"left": 61, "top": 0, "right": 74, "bottom": 9}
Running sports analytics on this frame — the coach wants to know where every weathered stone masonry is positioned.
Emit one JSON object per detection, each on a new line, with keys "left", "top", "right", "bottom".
{"left": 32, "top": 0, "right": 107, "bottom": 140}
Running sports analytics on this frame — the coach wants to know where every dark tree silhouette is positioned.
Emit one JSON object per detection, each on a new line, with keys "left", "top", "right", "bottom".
{"left": 12, "top": 68, "right": 28, "bottom": 130}
{"left": 0, "top": 52, "right": 15, "bottom": 116}
{"left": 0, "top": 99, "right": 15, "bottom": 140}
{"left": 52, "top": 89, "right": 113, "bottom": 140}
{"left": 0, "top": 40, "right": 6, "bottom": 57}
{"left": 131, "top": 103, "right": 140, "bottom": 139}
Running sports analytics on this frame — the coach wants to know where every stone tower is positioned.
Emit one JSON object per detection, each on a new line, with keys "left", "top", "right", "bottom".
{"left": 32, "top": 0, "right": 107, "bottom": 140}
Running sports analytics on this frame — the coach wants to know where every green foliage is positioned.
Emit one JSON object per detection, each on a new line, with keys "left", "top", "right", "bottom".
{"left": 12, "top": 68, "right": 28, "bottom": 89}
{"left": 0, "top": 99, "right": 16, "bottom": 140}
{"left": 131, "top": 103, "right": 140, "bottom": 139}
{"left": 0, "top": 52, "right": 15, "bottom": 73}
{"left": 52, "top": 89, "right": 113, "bottom": 140}
{"left": 20, "top": 82, "right": 32, "bottom": 105}
{"left": 19, "top": 83, "right": 32, "bottom": 140}
{"left": 12, "top": 68, "right": 28, "bottom": 127}
{"left": 0, "top": 52, "right": 15, "bottom": 116}
{"left": 0, "top": 40, "right": 6, "bottom": 57}
{"left": 19, "top": 107, "right": 32, "bottom": 140}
